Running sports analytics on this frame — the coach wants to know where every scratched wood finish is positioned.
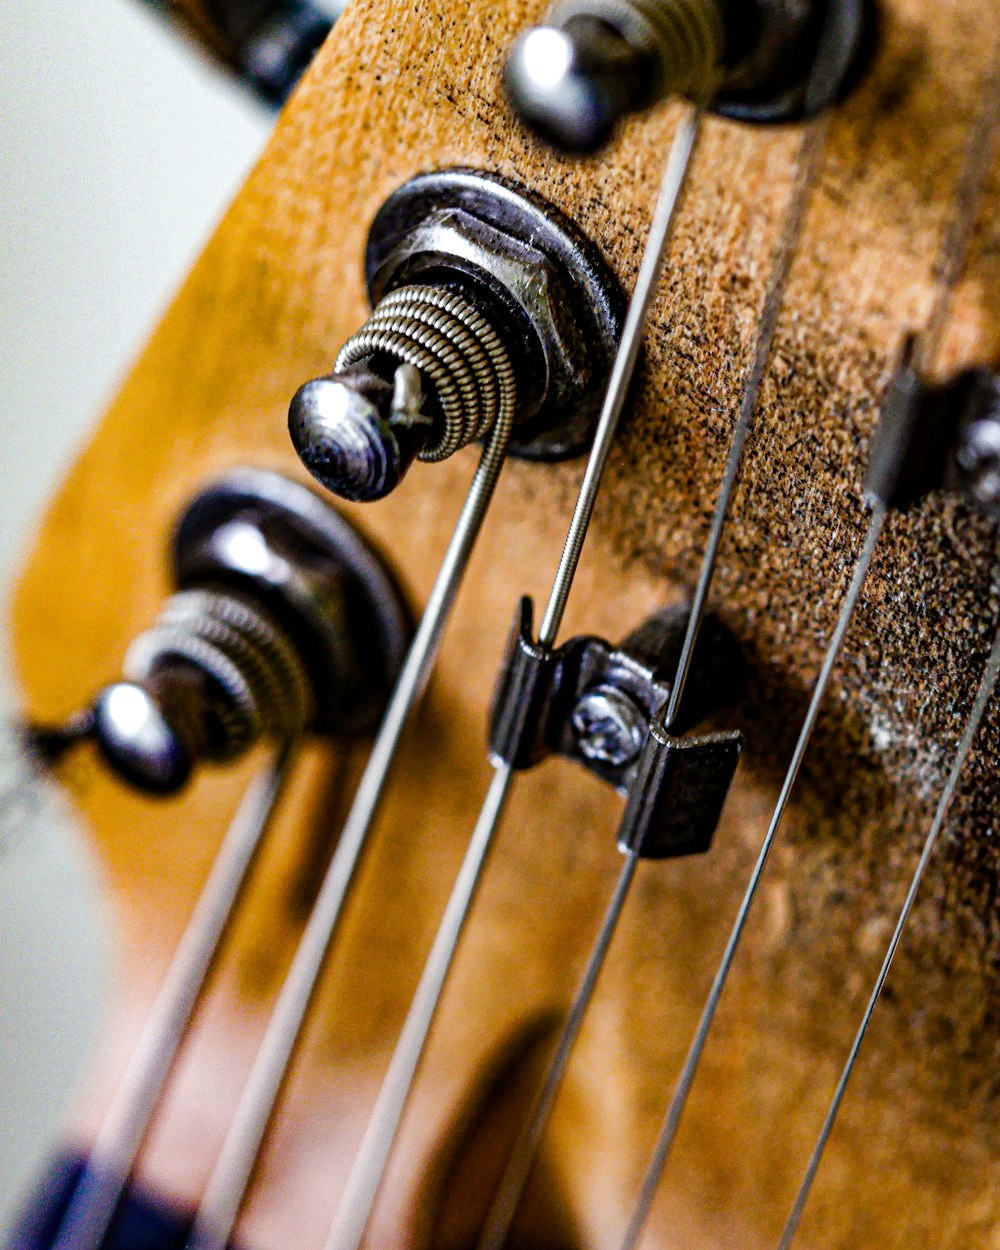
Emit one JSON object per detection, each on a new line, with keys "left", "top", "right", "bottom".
{"left": 12, "top": 0, "right": 1000, "bottom": 1247}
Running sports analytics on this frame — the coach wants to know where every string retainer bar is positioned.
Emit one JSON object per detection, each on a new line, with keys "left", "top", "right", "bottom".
{"left": 864, "top": 338, "right": 1000, "bottom": 519}
{"left": 488, "top": 596, "right": 744, "bottom": 858}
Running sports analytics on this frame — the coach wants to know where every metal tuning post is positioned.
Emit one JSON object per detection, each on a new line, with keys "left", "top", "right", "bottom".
{"left": 175, "top": 180, "right": 624, "bottom": 1250}
{"left": 504, "top": 0, "right": 876, "bottom": 151}
{"left": 490, "top": 597, "right": 744, "bottom": 859}
{"left": 39, "top": 468, "right": 410, "bottom": 1250}
{"left": 288, "top": 168, "right": 624, "bottom": 502}
{"left": 32, "top": 467, "right": 411, "bottom": 795}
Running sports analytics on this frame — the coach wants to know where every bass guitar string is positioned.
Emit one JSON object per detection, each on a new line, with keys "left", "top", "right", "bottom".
{"left": 475, "top": 115, "right": 831, "bottom": 1250}
{"left": 538, "top": 101, "right": 709, "bottom": 647}
{"left": 777, "top": 580, "right": 1000, "bottom": 1249}
{"left": 617, "top": 38, "right": 1000, "bottom": 1249}
{"left": 662, "top": 114, "right": 830, "bottom": 729}
{"left": 50, "top": 738, "right": 299, "bottom": 1250}
{"left": 775, "top": 40, "right": 1000, "bottom": 1243}
{"left": 323, "top": 759, "right": 517, "bottom": 1250}
{"left": 914, "top": 39, "right": 1000, "bottom": 376}
{"left": 320, "top": 99, "right": 710, "bottom": 1250}
{"left": 475, "top": 848, "right": 639, "bottom": 1250}
{"left": 185, "top": 404, "right": 513, "bottom": 1250}
{"left": 617, "top": 506, "right": 886, "bottom": 1250}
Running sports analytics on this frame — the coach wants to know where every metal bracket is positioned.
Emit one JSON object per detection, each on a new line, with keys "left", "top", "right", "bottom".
{"left": 864, "top": 340, "right": 1000, "bottom": 519}
{"left": 489, "top": 598, "right": 744, "bottom": 859}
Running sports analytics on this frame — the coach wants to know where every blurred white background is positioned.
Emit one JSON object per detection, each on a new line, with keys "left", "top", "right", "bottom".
{"left": 0, "top": 0, "right": 272, "bottom": 1229}
{"left": 0, "top": 0, "right": 273, "bottom": 590}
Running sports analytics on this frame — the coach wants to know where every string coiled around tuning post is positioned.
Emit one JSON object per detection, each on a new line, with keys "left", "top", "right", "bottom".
{"left": 557, "top": 0, "right": 723, "bottom": 95}
{"left": 123, "top": 587, "right": 313, "bottom": 761}
{"left": 335, "top": 284, "right": 517, "bottom": 462}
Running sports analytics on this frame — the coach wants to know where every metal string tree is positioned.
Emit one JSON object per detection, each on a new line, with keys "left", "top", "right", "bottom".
{"left": 489, "top": 597, "right": 746, "bottom": 858}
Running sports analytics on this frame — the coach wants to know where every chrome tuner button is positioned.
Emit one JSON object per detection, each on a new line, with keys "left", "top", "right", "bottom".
{"left": 289, "top": 169, "right": 625, "bottom": 503}
{"left": 288, "top": 367, "right": 426, "bottom": 503}
{"left": 504, "top": 18, "right": 655, "bottom": 153}
{"left": 32, "top": 469, "right": 411, "bottom": 796}
{"left": 91, "top": 682, "right": 193, "bottom": 796}
{"left": 237, "top": 1, "right": 333, "bottom": 106}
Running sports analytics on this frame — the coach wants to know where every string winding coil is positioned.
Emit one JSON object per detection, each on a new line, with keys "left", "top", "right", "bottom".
{"left": 336, "top": 284, "right": 517, "bottom": 462}
{"left": 124, "top": 587, "right": 312, "bottom": 760}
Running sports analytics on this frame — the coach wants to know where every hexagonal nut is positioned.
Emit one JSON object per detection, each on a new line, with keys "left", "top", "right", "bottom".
{"left": 370, "top": 206, "right": 595, "bottom": 429}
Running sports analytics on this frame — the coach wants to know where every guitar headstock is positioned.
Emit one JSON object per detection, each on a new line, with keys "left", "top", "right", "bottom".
{"left": 10, "top": 1, "right": 1000, "bottom": 1248}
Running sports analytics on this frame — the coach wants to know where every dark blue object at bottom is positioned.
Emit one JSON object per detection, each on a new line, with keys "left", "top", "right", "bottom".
{"left": 7, "top": 1156, "right": 197, "bottom": 1250}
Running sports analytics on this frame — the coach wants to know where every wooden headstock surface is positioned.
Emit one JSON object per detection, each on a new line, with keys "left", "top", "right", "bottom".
{"left": 12, "top": 0, "right": 1000, "bottom": 1246}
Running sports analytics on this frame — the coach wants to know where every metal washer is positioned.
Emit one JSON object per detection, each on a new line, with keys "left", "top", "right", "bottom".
{"left": 172, "top": 467, "right": 412, "bottom": 735}
{"left": 364, "top": 167, "right": 626, "bottom": 461}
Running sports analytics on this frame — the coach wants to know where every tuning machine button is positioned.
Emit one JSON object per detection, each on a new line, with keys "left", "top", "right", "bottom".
{"left": 504, "top": 0, "right": 877, "bottom": 152}
{"left": 30, "top": 468, "right": 410, "bottom": 795}
{"left": 144, "top": 0, "right": 334, "bottom": 107}
{"left": 288, "top": 168, "right": 625, "bottom": 502}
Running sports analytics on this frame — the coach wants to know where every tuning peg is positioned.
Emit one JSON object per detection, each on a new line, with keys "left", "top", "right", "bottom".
{"left": 289, "top": 365, "right": 429, "bottom": 503}
{"left": 31, "top": 469, "right": 410, "bottom": 796}
{"left": 505, "top": 0, "right": 876, "bottom": 152}
{"left": 288, "top": 169, "right": 625, "bottom": 504}
{"left": 504, "top": 17, "right": 658, "bottom": 153}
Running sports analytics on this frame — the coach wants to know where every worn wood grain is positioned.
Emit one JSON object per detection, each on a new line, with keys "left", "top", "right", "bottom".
{"left": 11, "top": 0, "right": 1000, "bottom": 1247}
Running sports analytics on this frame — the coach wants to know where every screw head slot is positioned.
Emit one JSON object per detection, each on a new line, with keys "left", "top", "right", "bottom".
{"left": 572, "top": 685, "right": 649, "bottom": 767}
